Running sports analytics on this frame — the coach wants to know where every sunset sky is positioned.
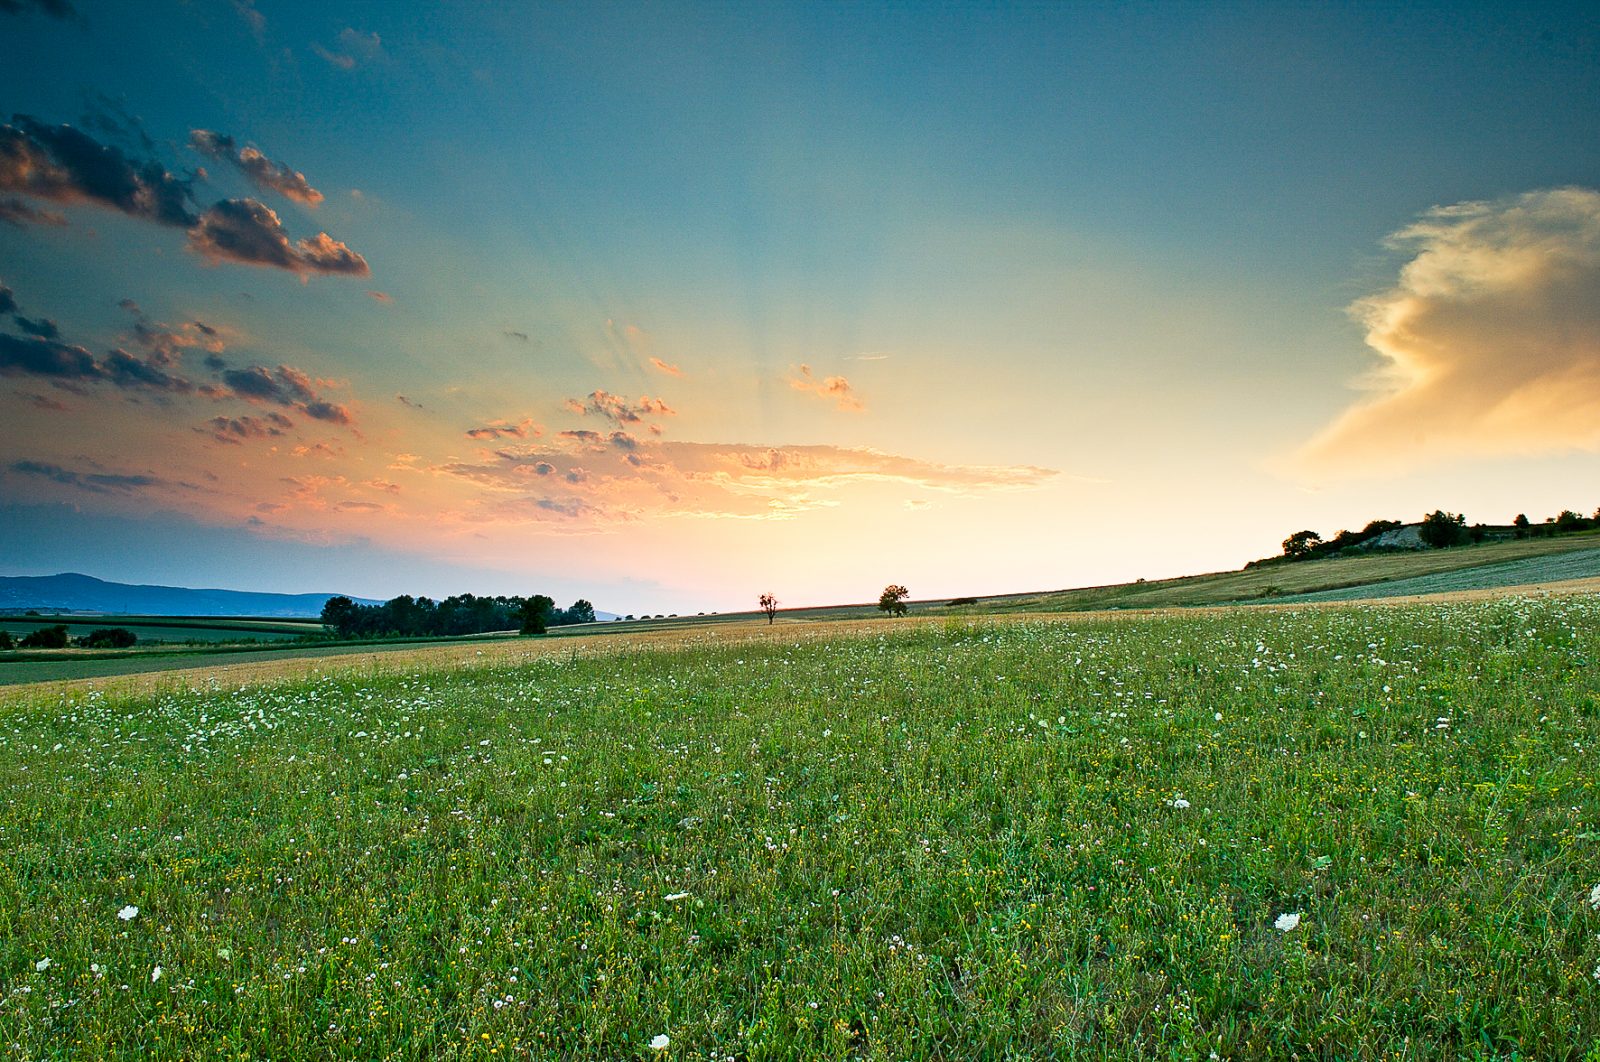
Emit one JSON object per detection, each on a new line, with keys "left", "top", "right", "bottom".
{"left": 2, "top": 1, "right": 1598, "bottom": 614}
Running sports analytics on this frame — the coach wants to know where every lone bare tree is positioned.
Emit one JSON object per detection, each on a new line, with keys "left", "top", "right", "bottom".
{"left": 877, "top": 584, "right": 909, "bottom": 616}
{"left": 759, "top": 592, "right": 778, "bottom": 624}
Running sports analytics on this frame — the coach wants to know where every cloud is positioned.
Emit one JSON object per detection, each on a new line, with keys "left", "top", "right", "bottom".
{"left": 365, "top": 290, "right": 391, "bottom": 303}
{"left": 0, "top": 283, "right": 13, "bottom": 316}
{"left": 8, "top": 460, "right": 166, "bottom": 495}
{"left": 17, "top": 391, "right": 68, "bottom": 411}
{"left": 188, "top": 198, "right": 369, "bottom": 277}
{"left": 12, "top": 315, "right": 57, "bottom": 338}
{"left": 213, "top": 360, "right": 355, "bottom": 425}
{"left": 119, "top": 299, "right": 228, "bottom": 363}
{"left": 201, "top": 412, "right": 292, "bottom": 444}
{"left": 313, "top": 28, "right": 383, "bottom": 70}
{"left": 12, "top": 315, "right": 58, "bottom": 338}
{"left": 466, "top": 418, "right": 539, "bottom": 441}
{"left": 504, "top": 329, "right": 529, "bottom": 342}
{"left": 1299, "top": 188, "right": 1600, "bottom": 473}
{"left": 564, "top": 388, "right": 676, "bottom": 426}
{"left": 649, "top": 356, "right": 683, "bottom": 376}
{"left": 230, "top": 0, "right": 265, "bottom": 40}
{"left": 0, "top": 115, "right": 196, "bottom": 227}
{"left": 396, "top": 393, "right": 423, "bottom": 409}
{"left": 101, "top": 347, "right": 194, "bottom": 392}
{"left": 788, "top": 364, "right": 864, "bottom": 412}
{"left": 0, "top": 333, "right": 99, "bottom": 379}
{"left": 2, "top": 117, "right": 367, "bottom": 278}
{"left": 0, "top": 0, "right": 80, "bottom": 22}
{"left": 439, "top": 437, "right": 1055, "bottom": 523}
{"left": 0, "top": 197, "right": 66, "bottom": 227}
{"left": 189, "top": 130, "right": 324, "bottom": 207}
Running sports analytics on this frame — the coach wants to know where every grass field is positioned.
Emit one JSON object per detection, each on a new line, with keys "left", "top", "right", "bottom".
{"left": 2, "top": 596, "right": 1598, "bottom": 1058}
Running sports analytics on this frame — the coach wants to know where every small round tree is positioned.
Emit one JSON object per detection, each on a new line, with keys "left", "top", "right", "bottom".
{"left": 759, "top": 593, "right": 778, "bottom": 625}
{"left": 878, "top": 585, "right": 909, "bottom": 616}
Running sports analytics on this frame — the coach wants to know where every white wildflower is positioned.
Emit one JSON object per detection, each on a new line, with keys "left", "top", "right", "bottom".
{"left": 34, "top": 958, "right": 51, "bottom": 972}
{"left": 1589, "top": 883, "right": 1600, "bottom": 910}
{"left": 151, "top": 965, "right": 162, "bottom": 982}
{"left": 1274, "top": 912, "right": 1301, "bottom": 932}
{"left": 663, "top": 892, "right": 690, "bottom": 902}
{"left": 650, "top": 1033, "right": 670, "bottom": 1050}
{"left": 118, "top": 905, "right": 139, "bottom": 921}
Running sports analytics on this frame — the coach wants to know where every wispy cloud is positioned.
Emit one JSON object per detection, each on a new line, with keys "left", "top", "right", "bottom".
{"left": 439, "top": 438, "right": 1055, "bottom": 523}
{"left": 649, "top": 356, "right": 683, "bottom": 376}
{"left": 788, "top": 363, "right": 864, "bottom": 412}
{"left": 312, "top": 28, "right": 384, "bottom": 70}
{"left": 465, "top": 418, "right": 539, "bottom": 441}
{"left": 1298, "top": 188, "right": 1600, "bottom": 474}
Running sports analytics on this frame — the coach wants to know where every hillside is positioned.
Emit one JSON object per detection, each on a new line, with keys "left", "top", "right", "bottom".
{"left": 0, "top": 573, "right": 382, "bottom": 618}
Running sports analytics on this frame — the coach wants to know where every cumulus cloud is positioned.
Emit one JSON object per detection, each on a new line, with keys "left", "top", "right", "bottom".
{"left": 2, "top": 117, "right": 367, "bottom": 278}
{"left": 564, "top": 389, "right": 676, "bottom": 426}
{"left": 0, "top": 332, "right": 99, "bottom": 380}
{"left": 12, "top": 314, "right": 57, "bottom": 338}
{"left": 1299, "top": 188, "right": 1600, "bottom": 473}
{"left": 201, "top": 412, "right": 293, "bottom": 444}
{"left": 189, "top": 130, "right": 324, "bottom": 206}
{"left": 211, "top": 360, "right": 355, "bottom": 426}
{"left": 0, "top": 115, "right": 195, "bottom": 227}
{"left": 788, "top": 364, "right": 864, "bottom": 412}
{"left": 189, "top": 198, "right": 369, "bottom": 277}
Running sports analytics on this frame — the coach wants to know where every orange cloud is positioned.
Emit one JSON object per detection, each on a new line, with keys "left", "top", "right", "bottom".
{"left": 465, "top": 418, "right": 540, "bottom": 441}
{"left": 437, "top": 438, "right": 1054, "bottom": 523}
{"left": 564, "top": 389, "right": 676, "bottom": 426}
{"left": 649, "top": 356, "right": 683, "bottom": 376}
{"left": 1298, "top": 188, "right": 1600, "bottom": 475}
{"left": 788, "top": 364, "right": 864, "bottom": 412}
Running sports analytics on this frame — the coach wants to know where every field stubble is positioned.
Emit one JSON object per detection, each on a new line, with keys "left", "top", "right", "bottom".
{"left": 1, "top": 597, "right": 1598, "bottom": 1058}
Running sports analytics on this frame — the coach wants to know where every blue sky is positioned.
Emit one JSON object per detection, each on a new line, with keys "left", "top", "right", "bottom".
{"left": 2, "top": 1, "right": 1598, "bottom": 612}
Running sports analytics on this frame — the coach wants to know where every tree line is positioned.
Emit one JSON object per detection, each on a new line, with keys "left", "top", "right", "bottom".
{"left": 319, "top": 593, "right": 595, "bottom": 639}
{"left": 1273, "top": 505, "right": 1600, "bottom": 564}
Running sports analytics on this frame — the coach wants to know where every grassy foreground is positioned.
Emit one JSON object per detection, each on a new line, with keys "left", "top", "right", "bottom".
{"left": 2, "top": 599, "right": 1599, "bottom": 1058}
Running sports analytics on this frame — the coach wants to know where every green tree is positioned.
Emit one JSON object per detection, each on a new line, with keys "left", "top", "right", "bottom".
{"left": 1281, "top": 530, "right": 1321, "bottom": 560}
{"left": 320, "top": 595, "right": 359, "bottom": 638}
{"left": 560, "top": 599, "right": 596, "bottom": 625}
{"left": 519, "top": 595, "right": 555, "bottom": 635}
{"left": 877, "top": 585, "right": 910, "bottom": 616}
{"left": 759, "top": 593, "right": 778, "bottom": 625}
{"left": 19, "top": 624, "right": 69, "bottom": 648}
{"left": 0, "top": 630, "right": 13, "bottom": 651}
{"left": 1419, "top": 510, "right": 1467, "bottom": 548}
{"left": 80, "top": 627, "right": 137, "bottom": 649}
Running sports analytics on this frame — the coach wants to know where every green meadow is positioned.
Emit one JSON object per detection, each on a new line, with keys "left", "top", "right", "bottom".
{"left": 2, "top": 597, "right": 1599, "bottom": 1059}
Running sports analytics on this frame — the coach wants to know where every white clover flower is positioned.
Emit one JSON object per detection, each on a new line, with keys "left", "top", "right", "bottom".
{"left": 118, "top": 905, "right": 139, "bottom": 921}
{"left": 1274, "top": 912, "right": 1301, "bottom": 932}
{"left": 650, "top": 1033, "right": 670, "bottom": 1050}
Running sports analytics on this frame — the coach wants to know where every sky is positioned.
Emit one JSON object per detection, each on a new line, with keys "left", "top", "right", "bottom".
{"left": 1, "top": 0, "right": 1598, "bottom": 614}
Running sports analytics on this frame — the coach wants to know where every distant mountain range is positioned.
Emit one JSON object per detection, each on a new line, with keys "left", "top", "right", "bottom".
{"left": 0, "top": 573, "right": 383, "bottom": 619}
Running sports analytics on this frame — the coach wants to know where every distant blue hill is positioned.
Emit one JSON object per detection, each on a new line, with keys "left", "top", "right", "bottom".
{"left": 0, "top": 573, "right": 383, "bottom": 619}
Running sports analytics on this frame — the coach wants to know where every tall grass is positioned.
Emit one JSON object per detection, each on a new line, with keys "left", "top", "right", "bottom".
{"left": 1, "top": 597, "right": 1597, "bottom": 1058}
